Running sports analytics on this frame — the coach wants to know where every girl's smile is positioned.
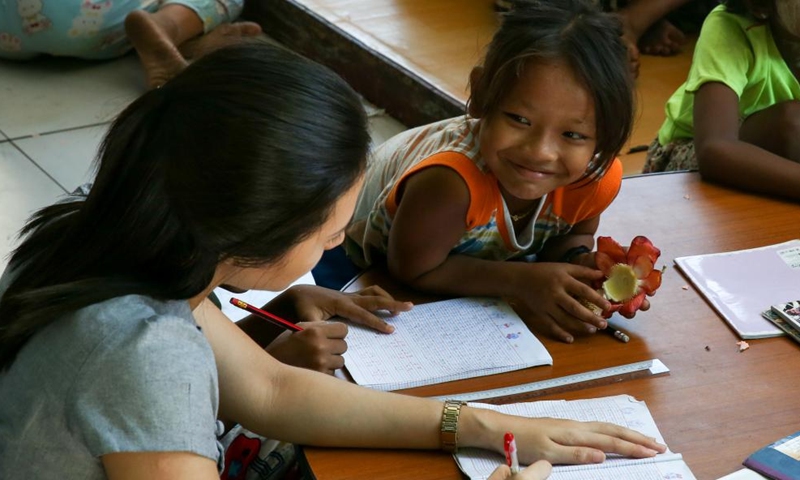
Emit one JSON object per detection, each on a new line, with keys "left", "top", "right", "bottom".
{"left": 507, "top": 159, "right": 557, "bottom": 180}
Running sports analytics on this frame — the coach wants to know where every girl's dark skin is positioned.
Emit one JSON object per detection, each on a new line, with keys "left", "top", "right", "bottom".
{"left": 694, "top": 2, "right": 800, "bottom": 201}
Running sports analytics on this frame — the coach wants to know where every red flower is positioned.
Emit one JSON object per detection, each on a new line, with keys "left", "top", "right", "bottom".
{"left": 595, "top": 236, "right": 663, "bottom": 317}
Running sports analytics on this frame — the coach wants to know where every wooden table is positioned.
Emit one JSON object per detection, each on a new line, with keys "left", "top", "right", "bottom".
{"left": 303, "top": 172, "right": 800, "bottom": 480}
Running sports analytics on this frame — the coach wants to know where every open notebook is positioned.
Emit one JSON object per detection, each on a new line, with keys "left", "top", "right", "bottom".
{"left": 342, "top": 297, "right": 552, "bottom": 391}
{"left": 455, "top": 395, "right": 696, "bottom": 480}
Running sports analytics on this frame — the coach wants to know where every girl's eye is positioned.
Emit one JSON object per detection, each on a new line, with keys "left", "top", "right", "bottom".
{"left": 504, "top": 113, "right": 531, "bottom": 126}
{"left": 564, "top": 131, "right": 588, "bottom": 141}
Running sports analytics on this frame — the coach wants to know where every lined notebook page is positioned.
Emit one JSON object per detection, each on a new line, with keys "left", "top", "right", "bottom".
{"left": 456, "top": 395, "right": 696, "bottom": 480}
{"left": 342, "top": 297, "right": 552, "bottom": 391}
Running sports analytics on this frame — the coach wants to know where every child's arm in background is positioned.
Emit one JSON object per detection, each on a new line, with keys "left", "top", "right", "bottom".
{"left": 387, "top": 167, "right": 610, "bottom": 342}
{"left": 694, "top": 81, "right": 800, "bottom": 201}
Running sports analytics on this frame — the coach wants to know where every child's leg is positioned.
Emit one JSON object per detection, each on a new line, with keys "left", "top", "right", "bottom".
{"left": 617, "top": 0, "right": 690, "bottom": 56}
{"left": 124, "top": 1, "right": 261, "bottom": 88}
{"left": 0, "top": 0, "right": 141, "bottom": 61}
{"left": 164, "top": 0, "right": 261, "bottom": 60}
{"left": 124, "top": 5, "right": 194, "bottom": 88}
{"left": 739, "top": 101, "right": 800, "bottom": 163}
{"left": 642, "top": 138, "right": 697, "bottom": 173}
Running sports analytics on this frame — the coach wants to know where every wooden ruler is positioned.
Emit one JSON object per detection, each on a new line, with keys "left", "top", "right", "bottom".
{"left": 429, "top": 359, "right": 669, "bottom": 404}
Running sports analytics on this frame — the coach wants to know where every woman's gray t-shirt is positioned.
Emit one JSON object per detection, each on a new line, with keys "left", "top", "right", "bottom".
{"left": 0, "top": 271, "right": 223, "bottom": 479}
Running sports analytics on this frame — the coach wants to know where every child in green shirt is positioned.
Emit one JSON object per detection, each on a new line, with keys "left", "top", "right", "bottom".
{"left": 644, "top": 1, "right": 800, "bottom": 201}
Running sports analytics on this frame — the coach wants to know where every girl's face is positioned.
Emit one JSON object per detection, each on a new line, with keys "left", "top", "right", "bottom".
{"left": 478, "top": 59, "right": 597, "bottom": 203}
{"left": 222, "top": 176, "right": 364, "bottom": 291}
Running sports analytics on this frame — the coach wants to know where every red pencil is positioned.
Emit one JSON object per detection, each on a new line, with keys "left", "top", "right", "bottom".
{"left": 229, "top": 297, "right": 303, "bottom": 332}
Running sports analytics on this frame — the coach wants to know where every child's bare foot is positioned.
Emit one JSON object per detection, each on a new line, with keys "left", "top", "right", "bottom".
{"left": 179, "top": 22, "right": 263, "bottom": 61}
{"left": 617, "top": 13, "right": 642, "bottom": 78}
{"left": 620, "top": 33, "right": 641, "bottom": 78}
{"left": 124, "top": 10, "right": 188, "bottom": 89}
{"left": 639, "top": 19, "right": 685, "bottom": 56}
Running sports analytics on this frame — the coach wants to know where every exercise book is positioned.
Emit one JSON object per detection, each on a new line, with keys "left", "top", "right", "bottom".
{"left": 455, "top": 395, "right": 696, "bottom": 480}
{"left": 674, "top": 240, "right": 800, "bottom": 339}
{"left": 744, "top": 430, "right": 800, "bottom": 480}
{"left": 342, "top": 297, "right": 552, "bottom": 391}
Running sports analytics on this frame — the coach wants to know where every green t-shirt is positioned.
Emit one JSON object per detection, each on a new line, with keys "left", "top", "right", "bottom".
{"left": 658, "top": 5, "right": 800, "bottom": 145}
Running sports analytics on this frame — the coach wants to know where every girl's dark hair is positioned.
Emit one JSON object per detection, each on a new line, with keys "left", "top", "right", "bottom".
{"left": 468, "top": 0, "right": 634, "bottom": 178}
{"left": 722, "top": 0, "right": 773, "bottom": 16}
{"left": 0, "top": 42, "right": 369, "bottom": 370}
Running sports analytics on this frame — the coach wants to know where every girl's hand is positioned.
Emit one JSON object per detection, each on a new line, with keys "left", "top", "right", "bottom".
{"left": 565, "top": 251, "right": 653, "bottom": 319}
{"left": 267, "top": 284, "right": 413, "bottom": 333}
{"left": 567, "top": 251, "right": 596, "bottom": 269}
{"left": 511, "top": 263, "right": 610, "bottom": 343}
{"left": 488, "top": 462, "right": 552, "bottom": 480}
{"left": 266, "top": 321, "right": 347, "bottom": 375}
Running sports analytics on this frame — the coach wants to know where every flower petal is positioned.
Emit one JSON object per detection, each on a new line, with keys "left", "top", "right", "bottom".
{"left": 595, "top": 252, "right": 618, "bottom": 276}
{"left": 632, "top": 255, "right": 654, "bottom": 279}
{"left": 597, "top": 236, "right": 627, "bottom": 263}
{"left": 627, "top": 236, "right": 661, "bottom": 264}
{"left": 602, "top": 303, "right": 622, "bottom": 319}
{"left": 619, "top": 292, "right": 646, "bottom": 316}
{"left": 639, "top": 269, "right": 663, "bottom": 294}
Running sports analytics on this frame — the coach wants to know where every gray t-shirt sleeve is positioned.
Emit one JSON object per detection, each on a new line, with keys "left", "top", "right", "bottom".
{"left": 67, "top": 313, "right": 221, "bottom": 463}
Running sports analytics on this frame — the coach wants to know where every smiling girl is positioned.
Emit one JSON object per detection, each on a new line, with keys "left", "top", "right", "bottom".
{"left": 345, "top": 0, "right": 642, "bottom": 342}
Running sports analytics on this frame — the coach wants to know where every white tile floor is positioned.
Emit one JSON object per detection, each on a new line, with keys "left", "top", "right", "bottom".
{"left": 0, "top": 52, "right": 406, "bottom": 272}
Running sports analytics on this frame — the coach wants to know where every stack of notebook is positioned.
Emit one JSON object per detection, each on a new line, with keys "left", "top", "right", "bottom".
{"left": 762, "top": 301, "right": 800, "bottom": 345}
{"left": 674, "top": 239, "right": 800, "bottom": 339}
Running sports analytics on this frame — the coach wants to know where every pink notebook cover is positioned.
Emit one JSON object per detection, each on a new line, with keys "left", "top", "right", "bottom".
{"left": 674, "top": 240, "right": 800, "bottom": 339}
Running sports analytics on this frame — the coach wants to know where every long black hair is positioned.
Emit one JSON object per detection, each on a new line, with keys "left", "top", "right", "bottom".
{"left": 468, "top": 0, "right": 634, "bottom": 179}
{"left": 722, "top": 0, "right": 773, "bottom": 17}
{"left": 0, "top": 42, "right": 370, "bottom": 370}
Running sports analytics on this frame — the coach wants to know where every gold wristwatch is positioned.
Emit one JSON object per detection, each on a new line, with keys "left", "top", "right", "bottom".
{"left": 440, "top": 400, "right": 467, "bottom": 452}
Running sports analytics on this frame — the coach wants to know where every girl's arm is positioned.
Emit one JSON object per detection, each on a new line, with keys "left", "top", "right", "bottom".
{"left": 195, "top": 299, "right": 665, "bottom": 460}
{"left": 535, "top": 216, "right": 599, "bottom": 264}
{"left": 387, "top": 167, "right": 609, "bottom": 339}
{"left": 694, "top": 82, "right": 800, "bottom": 201}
